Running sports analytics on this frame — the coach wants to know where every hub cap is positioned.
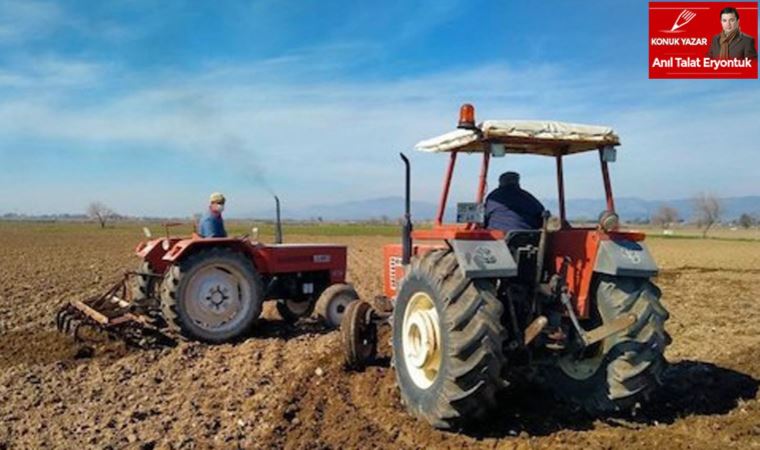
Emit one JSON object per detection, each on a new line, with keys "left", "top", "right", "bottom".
{"left": 558, "top": 340, "right": 607, "bottom": 381}
{"left": 184, "top": 263, "right": 251, "bottom": 332}
{"left": 326, "top": 295, "right": 353, "bottom": 326}
{"left": 402, "top": 292, "right": 442, "bottom": 389}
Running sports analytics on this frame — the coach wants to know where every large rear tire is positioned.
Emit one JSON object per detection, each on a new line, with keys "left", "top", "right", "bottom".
{"left": 392, "top": 250, "right": 507, "bottom": 430}
{"left": 160, "top": 248, "right": 263, "bottom": 343}
{"left": 543, "top": 275, "right": 670, "bottom": 414}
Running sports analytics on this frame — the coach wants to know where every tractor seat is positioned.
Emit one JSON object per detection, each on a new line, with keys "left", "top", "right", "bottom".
{"left": 505, "top": 230, "right": 541, "bottom": 250}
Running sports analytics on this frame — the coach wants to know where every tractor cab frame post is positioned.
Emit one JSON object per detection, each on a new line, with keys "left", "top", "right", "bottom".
{"left": 476, "top": 151, "right": 490, "bottom": 204}
{"left": 436, "top": 152, "right": 457, "bottom": 226}
{"left": 599, "top": 147, "right": 616, "bottom": 213}
{"left": 556, "top": 153, "right": 567, "bottom": 227}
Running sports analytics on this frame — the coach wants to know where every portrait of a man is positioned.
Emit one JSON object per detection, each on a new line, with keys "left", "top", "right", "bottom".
{"left": 706, "top": 6, "right": 758, "bottom": 59}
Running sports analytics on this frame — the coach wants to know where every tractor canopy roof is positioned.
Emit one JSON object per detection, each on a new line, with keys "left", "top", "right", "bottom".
{"left": 414, "top": 120, "right": 620, "bottom": 156}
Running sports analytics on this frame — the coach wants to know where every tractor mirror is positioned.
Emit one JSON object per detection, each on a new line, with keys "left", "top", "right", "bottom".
{"left": 490, "top": 143, "right": 506, "bottom": 157}
{"left": 142, "top": 227, "right": 152, "bottom": 238}
{"left": 602, "top": 146, "right": 617, "bottom": 162}
{"left": 457, "top": 203, "right": 485, "bottom": 224}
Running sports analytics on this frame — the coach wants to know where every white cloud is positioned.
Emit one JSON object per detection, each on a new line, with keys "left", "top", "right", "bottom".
{"left": 0, "top": 56, "right": 109, "bottom": 89}
{"left": 0, "top": 0, "right": 66, "bottom": 43}
{"left": 0, "top": 51, "right": 758, "bottom": 215}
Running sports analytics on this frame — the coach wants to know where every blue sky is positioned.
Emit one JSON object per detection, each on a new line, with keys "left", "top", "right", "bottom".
{"left": 0, "top": 0, "right": 758, "bottom": 217}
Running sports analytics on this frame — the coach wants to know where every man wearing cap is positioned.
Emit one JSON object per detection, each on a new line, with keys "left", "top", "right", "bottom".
{"left": 198, "top": 192, "right": 228, "bottom": 238}
{"left": 485, "top": 172, "right": 545, "bottom": 232}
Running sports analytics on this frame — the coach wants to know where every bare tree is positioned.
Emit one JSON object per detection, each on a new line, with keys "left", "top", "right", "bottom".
{"left": 87, "top": 202, "right": 116, "bottom": 228}
{"left": 738, "top": 213, "right": 754, "bottom": 229}
{"left": 651, "top": 205, "right": 679, "bottom": 229}
{"left": 693, "top": 193, "right": 722, "bottom": 238}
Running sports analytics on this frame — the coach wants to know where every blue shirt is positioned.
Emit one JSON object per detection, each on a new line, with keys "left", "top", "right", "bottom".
{"left": 485, "top": 185, "right": 545, "bottom": 232}
{"left": 198, "top": 211, "right": 227, "bottom": 238}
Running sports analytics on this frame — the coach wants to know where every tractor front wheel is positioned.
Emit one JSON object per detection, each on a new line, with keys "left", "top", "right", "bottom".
{"left": 315, "top": 283, "right": 359, "bottom": 328}
{"left": 160, "top": 248, "right": 264, "bottom": 343}
{"left": 392, "top": 250, "right": 507, "bottom": 430}
{"left": 543, "top": 275, "right": 670, "bottom": 414}
{"left": 276, "top": 299, "right": 315, "bottom": 323}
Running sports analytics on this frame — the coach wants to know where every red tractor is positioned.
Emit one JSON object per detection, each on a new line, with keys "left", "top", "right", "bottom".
{"left": 342, "top": 105, "right": 670, "bottom": 429}
{"left": 58, "top": 197, "right": 358, "bottom": 344}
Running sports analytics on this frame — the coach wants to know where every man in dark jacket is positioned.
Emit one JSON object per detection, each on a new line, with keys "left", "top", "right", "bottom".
{"left": 485, "top": 172, "right": 545, "bottom": 232}
{"left": 198, "top": 192, "right": 228, "bottom": 238}
{"left": 706, "top": 7, "right": 758, "bottom": 59}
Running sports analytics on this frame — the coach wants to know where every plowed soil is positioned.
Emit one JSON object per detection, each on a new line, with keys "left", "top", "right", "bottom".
{"left": 0, "top": 224, "right": 758, "bottom": 449}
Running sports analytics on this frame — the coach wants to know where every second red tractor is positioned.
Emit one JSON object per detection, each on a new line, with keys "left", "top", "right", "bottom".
{"left": 58, "top": 198, "right": 358, "bottom": 344}
{"left": 343, "top": 104, "right": 670, "bottom": 429}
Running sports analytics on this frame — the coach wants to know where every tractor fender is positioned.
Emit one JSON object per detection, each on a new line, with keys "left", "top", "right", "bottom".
{"left": 136, "top": 238, "right": 187, "bottom": 274}
{"left": 135, "top": 238, "right": 168, "bottom": 259}
{"left": 593, "top": 239, "right": 658, "bottom": 278}
{"left": 161, "top": 238, "right": 254, "bottom": 264}
{"left": 450, "top": 239, "right": 517, "bottom": 279}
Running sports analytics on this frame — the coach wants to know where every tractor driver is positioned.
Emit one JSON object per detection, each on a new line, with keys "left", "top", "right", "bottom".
{"left": 484, "top": 172, "right": 545, "bottom": 232}
{"left": 198, "top": 192, "right": 228, "bottom": 238}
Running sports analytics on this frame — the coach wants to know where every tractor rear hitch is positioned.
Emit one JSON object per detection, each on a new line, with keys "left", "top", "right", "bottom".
{"left": 553, "top": 257, "right": 636, "bottom": 347}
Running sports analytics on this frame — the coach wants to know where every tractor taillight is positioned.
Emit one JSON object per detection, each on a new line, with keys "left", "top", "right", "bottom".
{"left": 457, "top": 103, "right": 475, "bottom": 129}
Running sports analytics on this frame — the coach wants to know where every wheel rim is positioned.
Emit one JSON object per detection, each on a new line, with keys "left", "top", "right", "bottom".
{"left": 402, "top": 291, "right": 442, "bottom": 389}
{"left": 184, "top": 262, "right": 252, "bottom": 332}
{"left": 326, "top": 295, "right": 354, "bottom": 326}
{"left": 285, "top": 299, "right": 311, "bottom": 316}
{"left": 557, "top": 345, "right": 605, "bottom": 380}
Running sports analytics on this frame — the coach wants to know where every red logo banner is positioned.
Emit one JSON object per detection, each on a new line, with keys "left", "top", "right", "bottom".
{"left": 649, "top": 2, "right": 758, "bottom": 78}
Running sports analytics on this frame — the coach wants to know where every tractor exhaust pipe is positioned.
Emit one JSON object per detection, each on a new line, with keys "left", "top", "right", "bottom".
{"left": 400, "top": 153, "right": 413, "bottom": 265}
{"left": 274, "top": 195, "right": 283, "bottom": 244}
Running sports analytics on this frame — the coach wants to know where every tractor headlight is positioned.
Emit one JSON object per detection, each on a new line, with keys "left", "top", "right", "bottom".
{"left": 162, "top": 239, "right": 170, "bottom": 251}
{"left": 599, "top": 210, "right": 620, "bottom": 232}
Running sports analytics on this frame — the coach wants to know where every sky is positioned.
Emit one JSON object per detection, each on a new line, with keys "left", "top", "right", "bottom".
{"left": 0, "top": 0, "right": 758, "bottom": 217}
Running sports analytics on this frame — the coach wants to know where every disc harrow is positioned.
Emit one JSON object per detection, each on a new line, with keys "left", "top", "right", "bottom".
{"left": 55, "top": 272, "right": 173, "bottom": 348}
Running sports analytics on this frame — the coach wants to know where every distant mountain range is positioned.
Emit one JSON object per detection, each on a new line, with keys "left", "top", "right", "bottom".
{"left": 4, "top": 196, "right": 759, "bottom": 223}
{"left": 241, "top": 195, "right": 760, "bottom": 222}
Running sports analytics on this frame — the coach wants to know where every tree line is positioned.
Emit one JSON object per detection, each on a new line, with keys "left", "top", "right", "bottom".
{"left": 650, "top": 193, "right": 757, "bottom": 237}
{"left": 87, "top": 194, "right": 758, "bottom": 238}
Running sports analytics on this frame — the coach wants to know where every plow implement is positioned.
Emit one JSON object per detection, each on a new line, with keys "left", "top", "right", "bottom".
{"left": 56, "top": 272, "right": 173, "bottom": 348}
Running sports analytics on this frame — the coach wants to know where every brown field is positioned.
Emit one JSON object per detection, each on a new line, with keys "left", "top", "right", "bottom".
{"left": 0, "top": 223, "right": 758, "bottom": 449}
